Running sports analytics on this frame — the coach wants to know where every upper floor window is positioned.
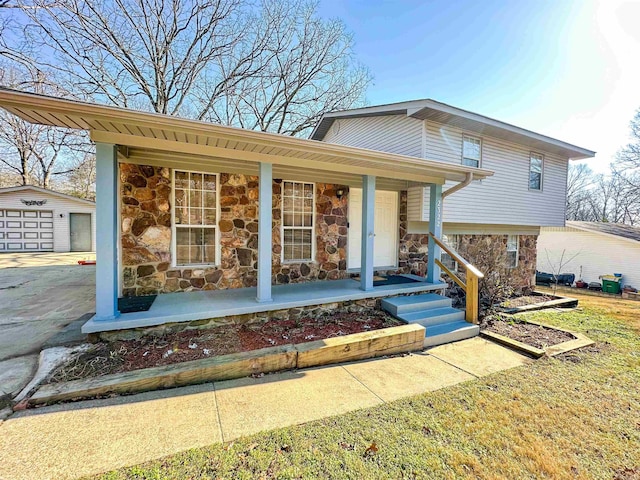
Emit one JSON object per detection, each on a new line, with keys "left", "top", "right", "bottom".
{"left": 282, "top": 180, "right": 314, "bottom": 262}
{"left": 529, "top": 153, "right": 544, "bottom": 190}
{"left": 173, "top": 170, "right": 218, "bottom": 266}
{"left": 506, "top": 235, "right": 518, "bottom": 268}
{"left": 462, "top": 135, "right": 481, "bottom": 168}
{"left": 441, "top": 234, "right": 459, "bottom": 271}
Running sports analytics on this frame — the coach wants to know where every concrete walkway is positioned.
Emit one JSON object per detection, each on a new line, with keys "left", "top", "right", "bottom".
{"left": 0, "top": 337, "right": 531, "bottom": 480}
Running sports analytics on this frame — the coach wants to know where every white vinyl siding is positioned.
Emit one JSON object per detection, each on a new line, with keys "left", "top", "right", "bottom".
{"left": 0, "top": 189, "right": 95, "bottom": 252}
{"left": 322, "top": 115, "right": 423, "bottom": 157}
{"left": 321, "top": 115, "right": 571, "bottom": 228}
{"left": 418, "top": 121, "right": 569, "bottom": 227}
{"left": 537, "top": 228, "right": 640, "bottom": 289}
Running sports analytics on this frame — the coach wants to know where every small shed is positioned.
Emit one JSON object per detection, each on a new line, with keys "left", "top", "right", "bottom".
{"left": 538, "top": 221, "right": 640, "bottom": 289}
{"left": 0, "top": 185, "right": 95, "bottom": 253}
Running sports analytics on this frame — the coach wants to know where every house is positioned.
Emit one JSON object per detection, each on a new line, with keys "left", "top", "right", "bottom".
{"left": 310, "top": 100, "right": 595, "bottom": 288}
{"left": 537, "top": 221, "right": 640, "bottom": 289}
{"left": 0, "top": 88, "right": 593, "bottom": 348}
{"left": 0, "top": 88, "right": 493, "bottom": 345}
{"left": 0, "top": 185, "right": 95, "bottom": 252}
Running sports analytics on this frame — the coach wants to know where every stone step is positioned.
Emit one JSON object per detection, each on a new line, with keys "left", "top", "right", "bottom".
{"left": 381, "top": 293, "right": 451, "bottom": 316}
{"left": 424, "top": 321, "right": 480, "bottom": 348}
{"left": 398, "top": 306, "right": 465, "bottom": 327}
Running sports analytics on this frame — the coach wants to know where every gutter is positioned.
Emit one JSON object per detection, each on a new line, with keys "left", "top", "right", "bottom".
{"left": 442, "top": 172, "right": 474, "bottom": 199}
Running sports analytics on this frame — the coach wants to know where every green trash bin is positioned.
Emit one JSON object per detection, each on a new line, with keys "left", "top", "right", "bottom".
{"left": 601, "top": 275, "right": 621, "bottom": 294}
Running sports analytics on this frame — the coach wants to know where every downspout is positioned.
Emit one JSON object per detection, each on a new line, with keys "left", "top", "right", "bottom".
{"left": 442, "top": 172, "right": 474, "bottom": 199}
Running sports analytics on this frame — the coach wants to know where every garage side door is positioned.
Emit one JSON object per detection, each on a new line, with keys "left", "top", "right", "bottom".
{"left": 0, "top": 210, "right": 54, "bottom": 252}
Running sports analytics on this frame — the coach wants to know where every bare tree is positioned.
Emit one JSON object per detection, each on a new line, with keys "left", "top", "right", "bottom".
{"left": 5, "top": 0, "right": 370, "bottom": 135}
{"left": 566, "top": 161, "right": 640, "bottom": 225}
{"left": 616, "top": 108, "right": 640, "bottom": 173}
{"left": 566, "top": 163, "right": 596, "bottom": 221}
{"left": 11, "top": 0, "right": 247, "bottom": 114}
{"left": 543, "top": 248, "right": 582, "bottom": 294}
{"left": 0, "top": 66, "right": 88, "bottom": 188}
{"left": 53, "top": 153, "right": 96, "bottom": 200}
{"left": 196, "top": 0, "right": 371, "bottom": 135}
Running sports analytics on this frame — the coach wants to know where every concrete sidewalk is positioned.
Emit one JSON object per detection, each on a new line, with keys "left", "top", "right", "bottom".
{"left": 0, "top": 337, "right": 531, "bottom": 480}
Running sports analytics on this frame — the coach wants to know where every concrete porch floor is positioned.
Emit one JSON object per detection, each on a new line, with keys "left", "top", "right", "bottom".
{"left": 82, "top": 276, "right": 447, "bottom": 333}
{"left": 0, "top": 337, "right": 531, "bottom": 480}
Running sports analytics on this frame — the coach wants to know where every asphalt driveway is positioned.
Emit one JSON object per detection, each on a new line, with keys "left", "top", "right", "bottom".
{"left": 0, "top": 253, "right": 95, "bottom": 396}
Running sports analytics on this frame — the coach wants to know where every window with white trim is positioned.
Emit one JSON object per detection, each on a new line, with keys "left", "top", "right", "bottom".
{"left": 282, "top": 181, "right": 314, "bottom": 262}
{"left": 441, "top": 234, "right": 459, "bottom": 271}
{"left": 529, "top": 153, "right": 543, "bottom": 190}
{"left": 462, "top": 135, "right": 481, "bottom": 167}
{"left": 173, "top": 170, "right": 218, "bottom": 266}
{"left": 506, "top": 235, "right": 518, "bottom": 268}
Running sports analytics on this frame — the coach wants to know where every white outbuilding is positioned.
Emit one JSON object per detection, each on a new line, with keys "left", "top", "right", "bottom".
{"left": 0, "top": 185, "right": 95, "bottom": 253}
{"left": 537, "top": 221, "right": 640, "bottom": 289}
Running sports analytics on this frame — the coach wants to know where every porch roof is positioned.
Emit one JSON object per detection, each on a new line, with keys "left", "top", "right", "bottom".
{"left": 0, "top": 88, "right": 493, "bottom": 186}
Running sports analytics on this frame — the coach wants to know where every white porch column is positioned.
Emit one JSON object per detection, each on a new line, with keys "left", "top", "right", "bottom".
{"left": 94, "top": 142, "right": 120, "bottom": 321}
{"left": 426, "top": 183, "right": 443, "bottom": 283}
{"left": 360, "top": 175, "right": 375, "bottom": 291}
{"left": 257, "top": 162, "right": 273, "bottom": 302}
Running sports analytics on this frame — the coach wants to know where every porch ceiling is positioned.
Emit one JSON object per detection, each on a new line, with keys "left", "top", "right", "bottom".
{"left": 0, "top": 88, "right": 494, "bottom": 185}
{"left": 124, "top": 147, "right": 420, "bottom": 191}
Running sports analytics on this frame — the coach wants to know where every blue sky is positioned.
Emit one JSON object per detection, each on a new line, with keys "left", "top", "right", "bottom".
{"left": 318, "top": 0, "right": 640, "bottom": 172}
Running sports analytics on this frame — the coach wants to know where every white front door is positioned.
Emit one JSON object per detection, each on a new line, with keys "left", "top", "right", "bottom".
{"left": 348, "top": 189, "right": 398, "bottom": 269}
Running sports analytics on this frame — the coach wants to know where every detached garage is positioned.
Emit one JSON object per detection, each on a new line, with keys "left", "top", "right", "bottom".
{"left": 0, "top": 186, "right": 95, "bottom": 253}
{"left": 537, "top": 221, "right": 640, "bottom": 290}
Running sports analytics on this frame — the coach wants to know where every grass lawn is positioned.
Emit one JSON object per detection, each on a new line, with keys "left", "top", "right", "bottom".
{"left": 93, "top": 292, "right": 640, "bottom": 480}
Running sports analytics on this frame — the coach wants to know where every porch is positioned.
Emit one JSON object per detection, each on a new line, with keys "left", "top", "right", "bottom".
{"left": 82, "top": 275, "right": 445, "bottom": 333}
{"left": 0, "top": 88, "right": 493, "bottom": 335}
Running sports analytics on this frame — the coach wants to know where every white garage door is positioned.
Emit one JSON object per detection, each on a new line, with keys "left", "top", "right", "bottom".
{"left": 0, "top": 209, "right": 54, "bottom": 252}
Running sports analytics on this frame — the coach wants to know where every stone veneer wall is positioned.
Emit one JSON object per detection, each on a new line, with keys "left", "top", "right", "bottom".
{"left": 457, "top": 234, "right": 537, "bottom": 290}
{"left": 120, "top": 165, "right": 535, "bottom": 297}
{"left": 121, "top": 166, "right": 261, "bottom": 296}
{"left": 271, "top": 181, "right": 348, "bottom": 284}
{"left": 446, "top": 234, "right": 537, "bottom": 308}
{"left": 396, "top": 190, "right": 429, "bottom": 276}
{"left": 121, "top": 163, "right": 348, "bottom": 296}
{"left": 98, "top": 296, "right": 386, "bottom": 341}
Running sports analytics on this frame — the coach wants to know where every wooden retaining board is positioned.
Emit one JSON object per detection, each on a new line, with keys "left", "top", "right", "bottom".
{"left": 500, "top": 295, "right": 578, "bottom": 314}
{"left": 30, "top": 323, "right": 427, "bottom": 405}
{"left": 480, "top": 331, "right": 546, "bottom": 358}
{"left": 31, "top": 344, "right": 297, "bottom": 405}
{"left": 481, "top": 319, "right": 594, "bottom": 359}
{"left": 296, "top": 323, "right": 426, "bottom": 369}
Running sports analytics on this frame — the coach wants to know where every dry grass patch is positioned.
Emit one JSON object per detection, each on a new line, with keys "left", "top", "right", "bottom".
{"left": 538, "top": 286, "right": 640, "bottom": 332}
{"left": 92, "top": 296, "right": 640, "bottom": 480}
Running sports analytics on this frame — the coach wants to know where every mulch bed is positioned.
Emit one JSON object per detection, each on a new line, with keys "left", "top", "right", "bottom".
{"left": 481, "top": 316, "right": 575, "bottom": 349}
{"left": 500, "top": 294, "right": 557, "bottom": 308}
{"left": 48, "top": 309, "right": 403, "bottom": 384}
